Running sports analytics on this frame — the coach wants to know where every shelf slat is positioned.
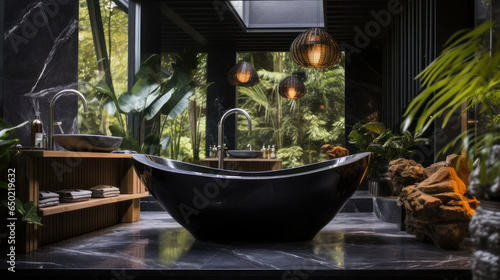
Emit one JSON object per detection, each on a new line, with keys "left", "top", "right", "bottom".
{"left": 14, "top": 150, "right": 133, "bottom": 158}
{"left": 39, "top": 193, "right": 149, "bottom": 216}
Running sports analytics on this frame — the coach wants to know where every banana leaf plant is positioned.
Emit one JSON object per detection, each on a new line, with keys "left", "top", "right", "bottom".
{"left": 0, "top": 118, "right": 42, "bottom": 225}
{"left": 348, "top": 122, "right": 426, "bottom": 181}
{"left": 403, "top": 20, "right": 500, "bottom": 190}
{"left": 96, "top": 48, "right": 199, "bottom": 154}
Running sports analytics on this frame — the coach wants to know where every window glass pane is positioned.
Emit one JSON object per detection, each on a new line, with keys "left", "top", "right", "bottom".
{"left": 236, "top": 52, "right": 345, "bottom": 168}
{"left": 160, "top": 53, "right": 208, "bottom": 162}
{"left": 78, "top": 0, "right": 128, "bottom": 135}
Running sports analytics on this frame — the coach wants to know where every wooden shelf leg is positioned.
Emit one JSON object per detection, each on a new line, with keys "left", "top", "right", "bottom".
{"left": 120, "top": 199, "right": 140, "bottom": 223}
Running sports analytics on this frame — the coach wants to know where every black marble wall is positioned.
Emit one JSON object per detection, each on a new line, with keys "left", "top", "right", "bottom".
{"left": 205, "top": 49, "right": 236, "bottom": 156}
{"left": 344, "top": 49, "right": 383, "bottom": 153}
{"left": 2, "top": 0, "right": 79, "bottom": 147}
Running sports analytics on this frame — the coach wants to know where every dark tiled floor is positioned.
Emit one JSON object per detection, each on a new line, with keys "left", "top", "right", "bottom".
{"left": 1, "top": 211, "right": 473, "bottom": 279}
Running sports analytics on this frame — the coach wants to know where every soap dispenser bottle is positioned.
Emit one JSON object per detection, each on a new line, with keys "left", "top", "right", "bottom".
{"left": 271, "top": 145, "right": 276, "bottom": 159}
{"left": 261, "top": 144, "right": 266, "bottom": 158}
{"left": 31, "top": 112, "right": 43, "bottom": 148}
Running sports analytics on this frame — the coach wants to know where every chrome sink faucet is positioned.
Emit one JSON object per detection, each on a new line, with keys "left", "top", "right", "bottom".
{"left": 49, "top": 89, "right": 88, "bottom": 150}
{"left": 218, "top": 108, "right": 252, "bottom": 169}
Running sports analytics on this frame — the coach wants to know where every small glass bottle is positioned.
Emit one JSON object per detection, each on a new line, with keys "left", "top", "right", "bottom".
{"left": 209, "top": 145, "right": 213, "bottom": 158}
{"left": 267, "top": 145, "right": 271, "bottom": 159}
{"left": 261, "top": 144, "right": 266, "bottom": 158}
{"left": 271, "top": 145, "right": 276, "bottom": 159}
{"left": 31, "top": 113, "right": 43, "bottom": 148}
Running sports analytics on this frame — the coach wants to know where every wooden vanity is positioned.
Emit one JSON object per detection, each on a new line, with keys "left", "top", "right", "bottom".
{"left": 200, "top": 158, "right": 282, "bottom": 171}
{"left": 7, "top": 150, "right": 148, "bottom": 253}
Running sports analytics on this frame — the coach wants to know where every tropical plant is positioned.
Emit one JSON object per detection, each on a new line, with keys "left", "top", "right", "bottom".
{"left": 160, "top": 53, "right": 208, "bottom": 161}
{"left": 91, "top": 49, "right": 199, "bottom": 155}
{"left": 236, "top": 52, "right": 346, "bottom": 168}
{"left": 403, "top": 20, "right": 500, "bottom": 190}
{"left": 0, "top": 118, "right": 42, "bottom": 225}
{"left": 348, "top": 122, "right": 426, "bottom": 181}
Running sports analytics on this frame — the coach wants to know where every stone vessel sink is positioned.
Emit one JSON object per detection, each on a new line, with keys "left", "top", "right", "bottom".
{"left": 228, "top": 150, "right": 263, "bottom": 158}
{"left": 54, "top": 134, "right": 123, "bottom": 152}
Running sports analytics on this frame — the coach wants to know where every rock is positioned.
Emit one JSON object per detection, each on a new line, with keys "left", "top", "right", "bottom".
{"left": 399, "top": 166, "right": 479, "bottom": 249}
{"left": 387, "top": 158, "right": 427, "bottom": 196}
{"left": 469, "top": 202, "right": 500, "bottom": 280}
{"left": 422, "top": 167, "right": 467, "bottom": 195}
{"left": 424, "top": 161, "right": 446, "bottom": 178}
{"left": 469, "top": 146, "right": 500, "bottom": 202}
{"left": 320, "top": 145, "right": 349, "bottom": 160}
{"left": 446, "top": 154, "right": 471, "bottom": 187}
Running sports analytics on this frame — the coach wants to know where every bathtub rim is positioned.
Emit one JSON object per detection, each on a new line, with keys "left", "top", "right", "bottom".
{"left": 132, "top": 152, "right": 371, "bottom": 181}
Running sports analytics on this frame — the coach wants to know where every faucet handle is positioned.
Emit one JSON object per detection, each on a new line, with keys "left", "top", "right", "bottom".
{"left": 54, "top": 122, "right": 64, "bottom": 134}
{"left": 247, "top": 144, "right": 252, "bottom": 150}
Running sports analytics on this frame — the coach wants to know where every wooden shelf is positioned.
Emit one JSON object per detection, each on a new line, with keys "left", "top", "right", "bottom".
{"left": 9, "top": 151, "right": 148, "bottom": 253}
{"left": 39, "top": 192, "right": 149, "bottom": 216}
{"left": 200, "top": 158, "right": 282, "bottom": 171}
{"left": 13, "top": 149, "right": 132, "bottom": 158}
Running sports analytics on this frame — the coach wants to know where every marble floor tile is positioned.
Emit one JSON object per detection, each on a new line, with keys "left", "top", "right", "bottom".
{"left": 1, "top": 212, "right": 473, "bottom": 279}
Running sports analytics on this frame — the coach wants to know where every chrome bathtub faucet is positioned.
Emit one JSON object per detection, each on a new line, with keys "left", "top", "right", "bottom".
{"left": 217, "top": 108, "right": 252, "bottom": 169}
{"left": 49, "top": 89, "right": 88, "bottom": 150}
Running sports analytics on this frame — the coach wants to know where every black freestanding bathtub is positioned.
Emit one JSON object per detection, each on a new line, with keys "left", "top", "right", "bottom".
{"left": 132, "top": 152, "right": 370, "bottom": 242}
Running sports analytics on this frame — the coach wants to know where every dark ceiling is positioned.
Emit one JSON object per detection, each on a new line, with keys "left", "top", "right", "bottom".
{"left": 155, "top": 0, "right": 389, "bottom": 53}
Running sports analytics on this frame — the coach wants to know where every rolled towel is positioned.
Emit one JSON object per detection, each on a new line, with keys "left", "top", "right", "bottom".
{"left": 39, "top": 190, "right": 60, "bottom": 200}
{"left": 90, "top": 185, "right": 120, "bottom": 194}
{"left": 39, "top": 197, "right": 59, "bottom": 204}
{"left": 56, "top": 189, "right": 92, "bottom": 199}
{"left": 39, "top": 200, "right": 59, "bottom": 208}
{"left": 60, "top": 197, "right": 90, "bottom": 203}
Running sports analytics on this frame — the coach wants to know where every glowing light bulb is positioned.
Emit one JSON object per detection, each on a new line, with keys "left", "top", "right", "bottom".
{"left": 288, "top": 88, "right": 297, "bottom": 99}
{"left": 236, "top": 71, "right": 251, "bottom": 83}
{"left": 308, "top": 44, "right": 323, "bottom": 67}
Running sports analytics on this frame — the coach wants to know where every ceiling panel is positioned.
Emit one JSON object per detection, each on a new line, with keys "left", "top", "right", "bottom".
{"left": 156, "top": 0, "right": 389, "bottom": 53}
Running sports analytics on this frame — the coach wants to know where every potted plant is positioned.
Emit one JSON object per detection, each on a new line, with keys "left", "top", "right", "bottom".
{"left": 348, "top": 122, "right": 425, "bottom": 195}
{"left": 403, "top": 20, "right": 500, "bottom": 279}
{"left": 348, "top": 122, "right": 426, "bottom": 228}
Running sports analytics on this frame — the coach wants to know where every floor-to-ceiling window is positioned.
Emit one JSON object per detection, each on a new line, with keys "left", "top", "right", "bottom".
{"left": 77, "top": 0, "right": 128, "bottom": 135}
{"left": 236, "top": 52, "right": 345, "bottom": 168}
{"left": 159, "top": 52, "right": 208, "bottom": 162}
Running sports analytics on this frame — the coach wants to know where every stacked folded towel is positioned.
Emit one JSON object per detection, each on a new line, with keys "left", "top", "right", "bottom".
{"left": 55, "top": 189, "right": 92, "bottom": 203}
{"left": 39, "top": 190, "right": 60, "bottom": 208}
{"left": 90, "top": 185, "right": 120, "bottom": 198}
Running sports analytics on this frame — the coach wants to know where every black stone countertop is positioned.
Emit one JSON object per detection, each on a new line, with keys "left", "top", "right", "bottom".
{"left": 1, "top": 212, "right": 472, "bottom": 280}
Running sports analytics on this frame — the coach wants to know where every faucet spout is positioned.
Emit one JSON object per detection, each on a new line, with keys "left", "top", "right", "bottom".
{"left": 49, "top": 89, "right": 88, "bottom": 150}
{"left": 218, "top": 108, "right": 252, "bottom": 169}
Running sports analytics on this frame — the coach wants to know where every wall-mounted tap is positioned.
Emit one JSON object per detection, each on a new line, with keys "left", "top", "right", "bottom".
{"left": 218, "top": 108, "right": 252, "bottom": 169}
{"left": 49, "top": 89, "right": 88, "bottom": 150}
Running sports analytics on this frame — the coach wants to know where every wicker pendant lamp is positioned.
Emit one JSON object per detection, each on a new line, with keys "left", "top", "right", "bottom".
{"left": 227, "top": 61, "right": 259, "bottom": 87}
{"left": 290, "top": 28, "right": 341, "bottom": 68}
{"left": 279, "top": 75, "right": 307, "bottom": 99}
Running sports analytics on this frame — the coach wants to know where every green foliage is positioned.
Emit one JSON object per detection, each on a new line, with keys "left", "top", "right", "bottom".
{"left": 0, "top": 118, "right": 42, "bottom": 226}
{"left": 78, "top": 0, "right": 128, "bottom": 135}
{"left": 160, "top": 53, "right": 208, "bottom": 161}
{"left": 404, "top": 21, "right": 500, "bottom": 132}
{"left": 277, "top": 146, "right": 304, "bottom": 168}
{"left": 237, "top": 52, "right": 345, "bottom": 168}
{"left": 1, "top": 199, "right": 42, "bottom": 226}
{"left": 78, "top": 49, "right": 201, "bottom": 155}
{"left": 403, "top": 20, "right": 500, "bottom": 189}
{"left": 348, "top": 122, "right": 426, "bottom": 180}
{"left": 0, "top": 119, "right": 28, "bottom": 172}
